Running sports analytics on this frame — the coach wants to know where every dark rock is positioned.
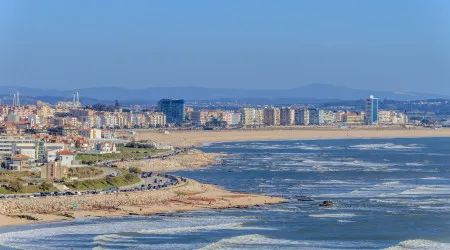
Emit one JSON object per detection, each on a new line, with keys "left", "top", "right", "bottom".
{"left": 319, "top": 201, "right": 333, "bottom": 207}
{"left": 295, "top": 196, "right": 314, "bottom": 202}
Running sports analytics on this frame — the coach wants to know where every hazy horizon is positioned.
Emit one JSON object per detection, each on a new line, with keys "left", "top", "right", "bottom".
{"left": 1, "top": 1, "right": 449, "bottom": 94}
{"left": 0, "top": 83, "right": 448, "bottom": 97}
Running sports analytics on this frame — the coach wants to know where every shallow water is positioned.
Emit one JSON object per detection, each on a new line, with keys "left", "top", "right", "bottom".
{"left": 1, "top": 138, "right": 450, "bottom": 249}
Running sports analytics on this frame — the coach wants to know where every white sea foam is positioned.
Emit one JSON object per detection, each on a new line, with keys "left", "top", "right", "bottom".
{"left": 309, "top": 213, "right": 357, "bottom": 218}
{"left": 93, "top": 234, "right": 137, "bottom": 243}
{"left": 399, "top": 185, "right": 450, "bottom": 195}
{"left": 137, "top": 222, "right": 265, "bottom": 234}
{"left": 295, "top": 144, "right": 342, "bottom": 150}
{"left": 200, "top": 234, "right": 382, "bottom": 249}
{"left": 0, "top": 215, "right": 255, "bottom": 249}
{"left": 374, "top": 181, "right": 402, "bottom": 186}
{"left": 350, "top": 143, "right": 424, "bottom": 150}
{"left": 337, "top": 220, "right": 355, "bottom": 223}
{"left": 199, "top": 234, "right": 304, "bottom": 250}
{"left": 420, "top": 177, "right": 446, "bottom": 180}
{"left": 405, "top": 163, "right": 425, "bottom": 166}
{"left": 384, "top": 239, "right": 450, "bottom": 250}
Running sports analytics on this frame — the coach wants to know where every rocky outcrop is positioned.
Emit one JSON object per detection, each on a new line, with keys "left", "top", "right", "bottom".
{"left": 319, "top": 200, "right": 333, "bottom": 207}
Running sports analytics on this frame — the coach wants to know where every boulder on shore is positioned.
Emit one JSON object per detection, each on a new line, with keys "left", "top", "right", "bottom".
{"left": 319, "top": 200, "right": 333, "bottom": 207}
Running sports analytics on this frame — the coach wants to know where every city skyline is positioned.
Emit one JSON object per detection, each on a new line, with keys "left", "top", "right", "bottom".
{"left": 1, "top": 1, "right": 449, "bottom": 94}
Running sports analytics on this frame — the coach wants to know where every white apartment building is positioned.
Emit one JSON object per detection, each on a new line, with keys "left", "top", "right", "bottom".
{"left": 243, "top": 108, "right": 264, "bottom": 126}
{"left": 79, "top": 128, "right": 102, "bottom": 139}
{"left": 12, "top": 143, "right": 37, "bottom": 162}
{"left": 0, "top": 137, "right": 38, "bottom": 160}
{"left": 28, "top": 114, "right": 41, "bottom": 126}
{"left": 378, "top": 110, "right": 409, "bottom": 125}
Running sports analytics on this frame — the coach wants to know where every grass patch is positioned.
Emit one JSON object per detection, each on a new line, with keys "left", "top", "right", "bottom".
{"left": 76, "top": 147, "right": 169, "bottom": 164}
{"left": 0, "top": 170, "right": 39, "bottom": 179}
{"left": 65, "top": 169, "right": 141, "bottom": 190}
{"left": 68, "top": 167, "right": 104, "bottom": 179}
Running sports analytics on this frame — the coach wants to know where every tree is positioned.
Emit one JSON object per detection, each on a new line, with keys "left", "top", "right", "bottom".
{"left": 8, "top": 180, "right": 23, "bottom": 192}
{"left": 129, "top": 167, "right": 142, "bottom": 174}
{"left": 39, "top": 181, "right": 53, "bottom": 191}
{"left": 124, "top": 173, "right": 135, "bottom": 182}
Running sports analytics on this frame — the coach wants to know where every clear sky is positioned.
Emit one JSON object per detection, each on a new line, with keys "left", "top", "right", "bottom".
{"left": 0, "top": 0, "right": 449, "bottom": 93}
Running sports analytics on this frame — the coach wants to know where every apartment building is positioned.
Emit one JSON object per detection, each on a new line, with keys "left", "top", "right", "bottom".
{"left": 280, "top": 108, "right": 295, "bottom": 126}
{"left": 263, "top": 108, "right": 281, "bottom": 126}
{"left": 0, "top": 137, "right": 38, "bottom": 160}
{"left": 243, "top": 108, "right": 264, "bottom": 126}
{"left": 294, "top": 109, "right": 309, "bottom": 125}
{"left": 343, "top": 113, "right": 363, "bottom": 125}
{"left": 308, "top": 109, "right": 325, "bottom": 125}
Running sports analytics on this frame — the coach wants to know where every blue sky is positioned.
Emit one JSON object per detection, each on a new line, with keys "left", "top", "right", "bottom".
{"left": 0, "top": 0, "right": 449, "bottom": 93}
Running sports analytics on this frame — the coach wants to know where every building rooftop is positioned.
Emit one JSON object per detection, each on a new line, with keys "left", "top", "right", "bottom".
{"left": 11, "top": 154, "right": 30, "bottom": 159}
{"left": 56, "top": 150, "right": 75, "bottom": 155}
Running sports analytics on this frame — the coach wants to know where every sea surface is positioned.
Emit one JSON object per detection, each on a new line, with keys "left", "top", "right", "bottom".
{"left": 1, "top": 138, "right": 450, "bottom": 249}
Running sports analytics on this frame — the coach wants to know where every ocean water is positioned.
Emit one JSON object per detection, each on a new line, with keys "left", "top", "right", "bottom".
{"left": 1, "top": 137, "right": 450, "bottom": 249}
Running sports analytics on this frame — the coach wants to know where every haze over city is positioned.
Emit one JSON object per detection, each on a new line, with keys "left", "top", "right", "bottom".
{"left": 1, "top": 2, "right": 450, "bottom": 249}
{"left": 1, "top": 0, "right": 449, "bottom": 94}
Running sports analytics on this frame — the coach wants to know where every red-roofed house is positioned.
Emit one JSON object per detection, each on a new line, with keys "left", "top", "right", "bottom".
{"left": 56, "top": 150, "right": 76, "bottom": 166}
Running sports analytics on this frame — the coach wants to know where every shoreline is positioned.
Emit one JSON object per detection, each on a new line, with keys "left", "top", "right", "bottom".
{"left": 3, "top": 127, "right": 449, "bottom": 228}
{"left": 0, "top": 178, "right": 286, "bottom": 227}
{"left": 0, "top": 147, "right": 284, "bottom": 227}
{"left": 134, "top": 127, "right": 450, "bottom": 148}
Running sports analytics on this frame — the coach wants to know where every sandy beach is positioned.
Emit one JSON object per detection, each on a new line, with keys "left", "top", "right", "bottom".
{"left": 134, "top": 127, "right": 450, "bottom": 147}
{"left": 0, "top": 179, "right": 286, "bottom": 227}
{"left": 118, "top": 149, "right": 226, "bottom": 172}
{"left": 3, "top": 127, "right": 449, "bottom": 227}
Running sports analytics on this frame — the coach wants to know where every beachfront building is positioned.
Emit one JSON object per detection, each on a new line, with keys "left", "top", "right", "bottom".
{"left": 147, "top": 112, "right": 166, "bottom": 127}
{"left": 41, "top": 161, "right": 68, "bottom": 179}
{"left": 342, "top": 112, "right": 363, "bottom": 125}
{"left": 323, "top": 111, "right": 337, "bottom": 125}
{"left": 230, "top": 112, "right": 242, "bottom": 125}
{"left": 294, "top": 109, "right": 309, "bottom": 125}
{"left": 280, "top": 108, "right": 295, "bottom": 126}
{"left": 220, "top": 111, "right": 242, "bottom": 126}
{"left": 308, "top": 109, "right": 324, "bottom": 125}
{"left": 365, "top": 95, "right": 379, "bottom": 125}
{"left": 378, "top": 110, "right": 409, "bottom": 125}
{"left": 243, "top": 108, "right": 264, "bottom": 126}
{"left": 157, "top": 99, "right": 185, "bottom": 124}
{"left": 263, "top": 107, "right": 281, "bottom": 126}
{"left": 191, "top": 111, "right": 209, "bottom": 126}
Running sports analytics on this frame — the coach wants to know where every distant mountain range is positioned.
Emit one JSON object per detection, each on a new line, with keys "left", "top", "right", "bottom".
{"left": 0, "top": 83, "right": 448, "bottom": 105}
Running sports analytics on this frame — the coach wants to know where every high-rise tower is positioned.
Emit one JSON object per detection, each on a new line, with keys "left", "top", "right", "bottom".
{"left": 365, "top": 95, "right": 378, "bottom": 125}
